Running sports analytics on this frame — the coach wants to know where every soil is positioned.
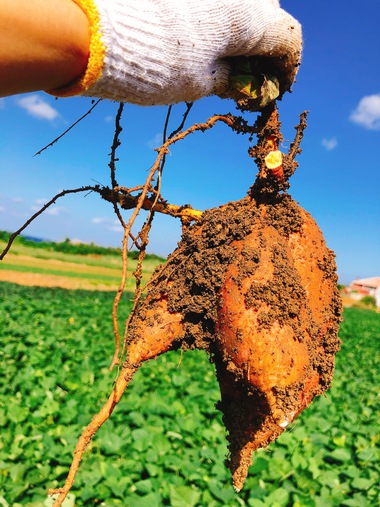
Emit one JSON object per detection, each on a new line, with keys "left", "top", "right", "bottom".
{"left": 129, "top": 190, "right": 342, "bottom": 490}
{"left": 0, "top": 271, "right": 118, "bottom": 291}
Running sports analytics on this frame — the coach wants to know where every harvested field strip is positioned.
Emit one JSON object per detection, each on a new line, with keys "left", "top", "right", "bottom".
{"left": 0, "top": 241, "right": 163, "bottom": 273}
{"left": 0, "top": 272, "right": 121, "bottom": 291}
{"left": 0, "top": 242, "right": 164, "bottom": 290}
{"left": 0, "top": 253, "right": 122, "bottom": 273}
{"left": 0, "top": 262, "right": 121, "bottom": 282}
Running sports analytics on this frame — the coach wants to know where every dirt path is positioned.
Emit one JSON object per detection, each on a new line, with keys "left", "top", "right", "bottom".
{"left": 1, "top": 252, "right": 121, "bottom": 275}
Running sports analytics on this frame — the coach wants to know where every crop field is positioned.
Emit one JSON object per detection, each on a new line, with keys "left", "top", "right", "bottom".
{"left": 0, "top": 240, "right": 163, "bottom": 292}
{"left": 0, "top": 282, "right": 379, "bottom": 507}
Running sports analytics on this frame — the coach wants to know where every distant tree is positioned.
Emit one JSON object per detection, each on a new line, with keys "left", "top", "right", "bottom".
{"left": 361, "top": 295, "right": 376, "bottom": 308}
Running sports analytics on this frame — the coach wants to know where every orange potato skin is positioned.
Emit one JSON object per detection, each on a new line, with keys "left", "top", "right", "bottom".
{"left": 214, "top": 205, "right": 341, "bottom": 489}
{"left": 126, "top": 295, "right": 184, "bottom": 365}
{"left": 217, "top": 226, "right": 309, "bottom": 394}
{"left": 216, "top": 206, "right": 339, "bottom": 420}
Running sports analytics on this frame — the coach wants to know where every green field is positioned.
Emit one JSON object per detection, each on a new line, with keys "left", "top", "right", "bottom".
{"left": 0, "top": 240, "right": 164, "bottom": 291}
{"left": 0, "top": 283, "right": 379, "bottom": 507}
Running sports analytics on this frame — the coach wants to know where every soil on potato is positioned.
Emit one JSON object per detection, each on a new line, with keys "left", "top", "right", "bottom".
{"left": 145, "top": 191, "right": 341, "bottom": 361}
{"left": 133, "top": 190, "right": 342, "bottom": 488}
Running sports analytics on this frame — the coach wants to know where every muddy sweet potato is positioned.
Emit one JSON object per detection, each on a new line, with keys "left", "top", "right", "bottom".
{"left": 52, "top": 191, "right": 342, "bottom": 506}
{"left": 123, "top": 193, "right": 342, "bottom": 490}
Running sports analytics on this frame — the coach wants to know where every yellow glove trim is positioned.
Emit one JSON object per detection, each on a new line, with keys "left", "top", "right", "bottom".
{"left": 48, "top": 0, "right": 105, "bottom": 97}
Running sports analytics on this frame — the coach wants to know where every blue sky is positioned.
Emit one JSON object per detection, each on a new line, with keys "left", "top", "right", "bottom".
{"left": 0, "top": 0, "right": 379, "bottom": 284}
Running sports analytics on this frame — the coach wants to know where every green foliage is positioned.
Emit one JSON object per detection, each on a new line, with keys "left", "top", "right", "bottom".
{"left": 0, "top": 284, "right": 379, "bottom": 506}
{"left": 360, "top": 295, "right": 376, "bottom": 308}
{"left": 0, "top": 230, "right": 165, "bottom": 262}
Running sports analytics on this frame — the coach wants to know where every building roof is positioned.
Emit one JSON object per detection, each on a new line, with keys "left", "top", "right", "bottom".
{"left": 351, "top": 277, "right": 380, "bottom": 288}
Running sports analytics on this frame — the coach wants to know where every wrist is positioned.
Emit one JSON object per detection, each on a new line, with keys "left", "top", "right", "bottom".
{"left": 48, "top": 0, "right": 91, "bottom": 90}
{"left": 48, "top": 0, "right": 104, "bottom": 96}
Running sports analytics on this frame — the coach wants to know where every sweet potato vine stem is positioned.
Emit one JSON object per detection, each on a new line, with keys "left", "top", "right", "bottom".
{"left": 104, "top": 112, "right": 252, "bottom": 230}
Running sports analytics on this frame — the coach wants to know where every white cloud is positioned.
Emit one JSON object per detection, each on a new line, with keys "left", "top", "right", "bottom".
{"left": 17, "top": 94, "right": 60, "bottom": 121}
{"left": 30, "top": 204, "right": 65, "bottom": 216}
{"left": 148, "top": 132, "right": 164, "bottom": 150}
{"left": 322, "top": 137, "right": 338, "bottom": 151}
{"left": 35, "top": 198, "right": 48, "bottom": 205}
{"left": 0, "top": 98, "right": 5, "bottom": 109}
{"left": 12, "top": 197, "right": 24, "bottom": 203}
{"left": 92, "top": 217, "right": 120, "bottom": 225}
{"left": 45, "top": 207, "right": 63, "bottom": 216}
{"left": 92, "top": 217, "right": 123, "bottom": 233}
{"left": 350, "top": 93, "right": 380, "bottom": 130}
{"left": 0, "top": 206, "right": 5, "bottom": 212}
{"left": 92, "top": 217, "right": 109, "bottom": 224}
{"left": 110, "top": 225, "right": 124, "bottom": 233}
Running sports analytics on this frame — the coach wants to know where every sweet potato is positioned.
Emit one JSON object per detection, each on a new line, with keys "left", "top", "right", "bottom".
{"left": 123, "top": 193, "right": 342, "bottom": 490}
{"left": 51, "top": 191, "right": 342, "bottom": 506}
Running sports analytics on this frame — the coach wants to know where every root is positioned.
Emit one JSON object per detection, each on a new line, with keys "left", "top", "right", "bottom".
{"left": 109, "top": 226, "right": 130, "bottom": 371}
{"left": 0, "top": 186, "right": 97, "bottom": 260}
{"left": 34, "top": 100, "right": 102, "bottom": 156}
{"left": 103, "top": 190, "right": 203, "bottom": 225}
{"left": 1, "top": 111, "right": 253, "bottom": 262}
{"left": 284, "top": 110, "right": 308, "bottom": 180}
{"left": 105, "top": 112, "right": 243, "bottom": 368}
{"left": 49, "top": 362, "right": 138, "bottom": 507}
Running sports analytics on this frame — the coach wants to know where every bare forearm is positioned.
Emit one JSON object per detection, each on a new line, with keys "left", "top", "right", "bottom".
{"left": 0, "top": 0, "right": 89, "bottom": 96}
{"left": 0, "top": 0, "right": 302, "bottom": 106}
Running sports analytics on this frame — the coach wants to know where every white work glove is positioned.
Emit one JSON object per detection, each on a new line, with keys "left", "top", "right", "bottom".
{"left": 51, "top": 0, "right": 302, "bottom": 106}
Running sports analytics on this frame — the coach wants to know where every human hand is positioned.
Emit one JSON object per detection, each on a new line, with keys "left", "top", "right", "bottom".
{"left": 51, "top": 0, "right": 302, "bottom": 106}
